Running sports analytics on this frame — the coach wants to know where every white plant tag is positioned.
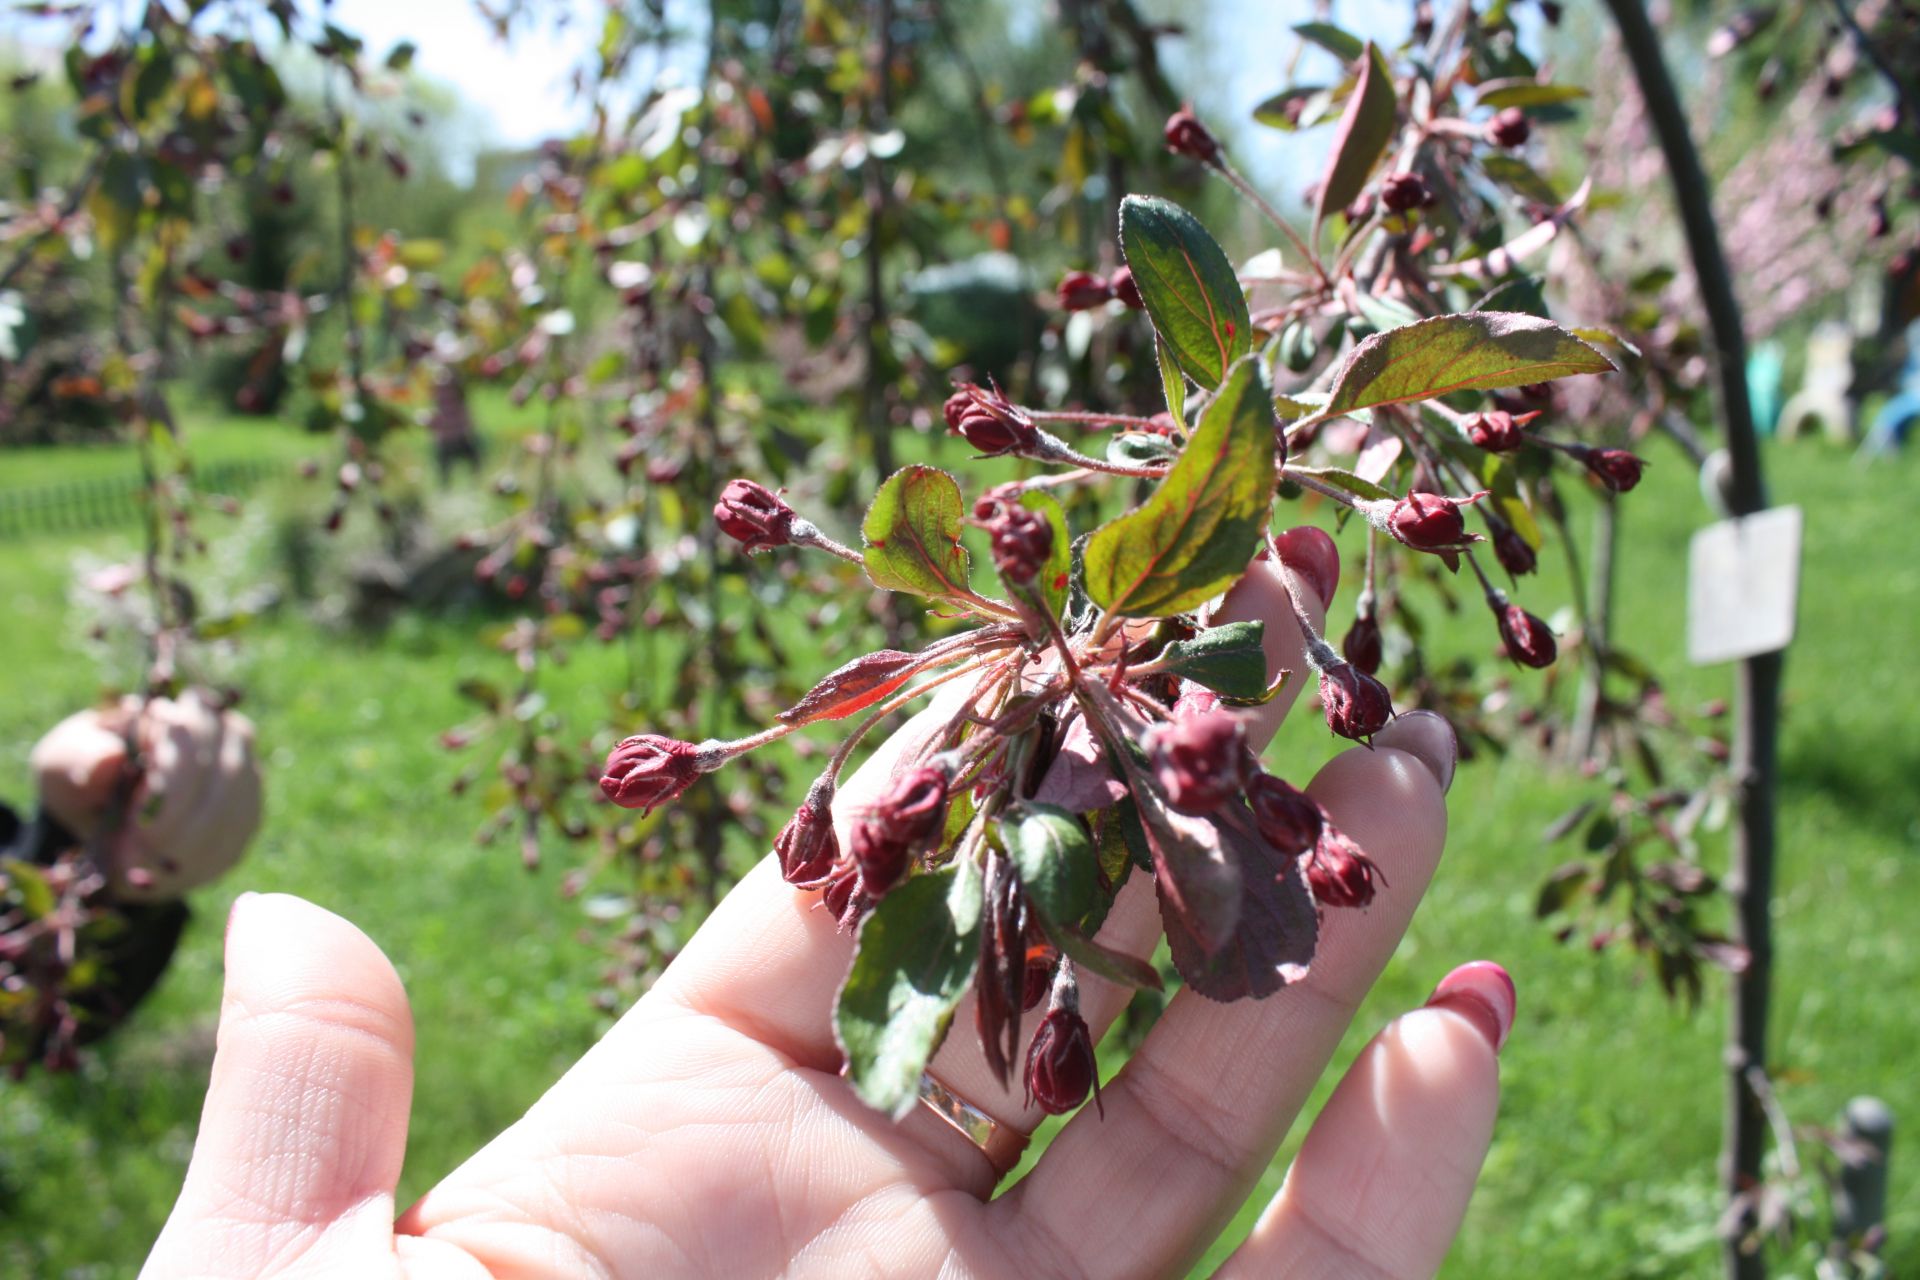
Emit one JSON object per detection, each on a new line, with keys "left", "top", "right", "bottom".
{"left": 1687, "top": 505, "right": 1802, "bottom": 666}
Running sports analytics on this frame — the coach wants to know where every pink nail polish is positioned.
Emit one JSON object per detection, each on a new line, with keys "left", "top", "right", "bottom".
{"left": 1272, "top": 526, "right": 1340, "bottom": 610}
{"left": 1426, "top": 960, "right": 1516, "bottom": 1051}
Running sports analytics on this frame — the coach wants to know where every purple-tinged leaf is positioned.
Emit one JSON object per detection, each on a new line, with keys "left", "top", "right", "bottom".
{"left": 1030, "top": 716, "right": 1128, "bottom": 813}
{"left": 1314, "top": 41, "right": 1396, "bottom": 234}
{"left": 1162, "top": 807, "right": 1318, "bottom": 1002}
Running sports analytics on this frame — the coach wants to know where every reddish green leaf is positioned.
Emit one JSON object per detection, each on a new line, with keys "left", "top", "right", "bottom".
{"left": 861, "top": 465, "right": 972, "bottom": 602}
{"left": 1082, "top": 355, "right": 1276, "bottom": 619}
{"left": 1314, "top": 41, "right": 1396, "bottom": 234}
{"left": 1119, "top": 195, "right": 1251, "bottom": 392}
{"left": 1324, "top": 311, "right": 1615, "bottom": 416}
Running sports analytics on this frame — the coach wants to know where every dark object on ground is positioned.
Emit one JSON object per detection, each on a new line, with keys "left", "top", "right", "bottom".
{"left": 1, "top": 800, "right": 190, "bottom": 1052}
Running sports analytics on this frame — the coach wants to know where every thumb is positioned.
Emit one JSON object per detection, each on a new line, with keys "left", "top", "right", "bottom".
{"left": 144, "top": 893, "right": 415, "bottom": 1279}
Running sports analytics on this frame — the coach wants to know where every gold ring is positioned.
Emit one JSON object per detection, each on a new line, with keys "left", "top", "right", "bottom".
{"left": 917, "top": 1070, "right": 1030, "bottom": 1174}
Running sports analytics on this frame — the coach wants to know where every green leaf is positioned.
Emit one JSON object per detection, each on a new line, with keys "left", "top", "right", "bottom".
{"left": 1119, "top": 195, "right": 1252, "bottom": 392}
{"left": 1252, "top": 84, "right": 1335, "bottom": 132}
{"left": 1535, "top": 861, "right": 1591, "bottom": 918}
{"left": 1003, "top": 802, "right": 1098, "bottom": 926}
{"left": 1156, "top": 335, "right": 1188, "bottom": 431}
{"left": 1108, "top": 432, "right": 1178, "bottom": 468}
{"left": 1480, "top": 154, "right": 1562, "bottom": 206}
{"left": 1017, "top": 491, "right": 1072, "bottom": 620}
{"left": 1323, "top": 311, "right": 1615, "bottom": 416}
{"left": 834, "top": 865, "right": 982, "bottom": 1118}
{"left": 1292, "top": 21, "right": 1364, "bottom": 61}
{"left": 861, "top": 465, "right": 973, "bottom": 603}
{"left": 1352, "top": 290, "right": 1422, "bottom": 336}
{"left": 385, "top": 41, "right": 417, "bottom": 72}
{"left": 1475, "top": 80, "right": 1589, "bottom": 109}
{"left": 1481, "top": 456, "right": 1543, "bottom": 550}
{"left": 1048, "top": 923, "right": 1164, "bottom": 991}
{"left": 1287, "top": 464, "right": 1395, "bottom": 504}
{"left": 1315, "top": 42, "right": 1396, "bottom": 234}
{"left": 1571, "top": 326, "right": 1642, "bottom": 360}
{"left": 1157, "top": 621, "right": 1271, "bottom": 700}
{"left": 1082, "top": 356, "right": 1276, "bottom": 619}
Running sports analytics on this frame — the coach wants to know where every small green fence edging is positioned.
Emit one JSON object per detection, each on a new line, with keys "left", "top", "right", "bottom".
{"left": 0, "top": 458, "right": 288, "bottom": 540}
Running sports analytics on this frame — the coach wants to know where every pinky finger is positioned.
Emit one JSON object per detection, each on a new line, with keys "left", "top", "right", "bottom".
{"left": 1214, "top": 962, "right": 1516, "bottom": 1280}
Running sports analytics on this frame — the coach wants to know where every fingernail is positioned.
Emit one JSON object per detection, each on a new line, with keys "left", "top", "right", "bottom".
{"left": 1272, "top": 526, "right": 1340, "bottom": 610}
{"left": 225, "top": 891, "right": 257, "bottom": 951}
{"left": 1426, "top": 960, "right": 1516, "bottom": 1052}
{"left": 1374, "top": 710, "right": 1457, "bottom": 794}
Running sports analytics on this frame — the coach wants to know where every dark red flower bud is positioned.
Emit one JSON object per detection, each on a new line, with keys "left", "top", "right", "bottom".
{"left": 942, "top": 390, "right": 971, "bottom": 431}
{"left": 1496, "top": 603, "right": 1558, "bottom": 669}
{"left": 1380, "top": 171, "right": 1429, "bottom": 213}
{"left": 974, "top": 495, "right": 1054, "bottom": 585}
{"left": 820, "top": 859, "right": 871, "bottom": 931}
{"left": 1486, "top": 106, "right": 1531, "bottom": 148}
{"left": 1342, "top": 607, "right": 1383, "bottom": 675}
{"left": 1144, "top": 709, "right": 1251, "bottom": 814}
{"left": 1248, "top": 773, "right": 1323, "bottom": 857}
{"left": 1025, "top": 1006, "right": 1098, "bottom": 1115}
{"left": 600, "top": 734, "right": 703, "bottom": 812}
{"left": 1319, "top": 662, "right": 1394, "bottom": 742}
{"left": 1109, "top": 265, "right": 1144, "bottom": 310}
{"left": 1057, "top": 269, "right": 1113, "bottom": 311}
{"left": 850, "top": 819, "right": 910, "bottom": 897}
{"left": 1493, "top": 524, "right": 1538, "bottom": 577}
{"left": 1583, "top": 448, "right": 1645, "bottom": 493}
{"left": 1465, "top": 409, "right": 1526, "bottom": 452}
{"left": 1387, "top": 490, "right": 1482, "bottom": 550}
{"left": 714, "top": 478, "right": 796, "bottom": 551}
{"left": 1022, "top": 941, "right": 1058, "bottom": 1012}
{"left": 1307, "top": 824, "right": 1380, "bottom": 908}
{"left": 1163, "top": 108, "right": 1221, "bottom": 164}
{"left": 946, "top": 384, "right": 1039, "bottom": 455}
{"left": 870, "top": 765, "right": 949, "bottom": 845}
{"left": 775, "top": 783, "right": 840, "bottom": 887}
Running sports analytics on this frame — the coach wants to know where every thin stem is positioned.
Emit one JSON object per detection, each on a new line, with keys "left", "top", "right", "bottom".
{"left": 1028, "top": 409, "right": 1167, "bottom": 431}
{"left": 824, "top": 652, "right": 1014, "bottom": 780}
{"left": 1027, "top": 432, "right": 1169, "bottom": 480}
{"left": 1216, "top": 161, "right": 1329, "bottom": 287}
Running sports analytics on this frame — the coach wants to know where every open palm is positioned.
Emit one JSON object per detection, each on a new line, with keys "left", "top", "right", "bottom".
{"left": 143, "top": 558, "right": 1513, "bottom": 1280}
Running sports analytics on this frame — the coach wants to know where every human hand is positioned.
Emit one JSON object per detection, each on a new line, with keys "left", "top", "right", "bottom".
{"left": 30, "top": 689, "right": 262, "bottom": 901}
{"left": 142, "top": 557, "right": 1514, "bottom": 1279}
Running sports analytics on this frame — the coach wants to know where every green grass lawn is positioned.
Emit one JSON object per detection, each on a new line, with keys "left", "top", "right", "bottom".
{"left": 0, "top": 424, "right": 1914, "bottom": 1278}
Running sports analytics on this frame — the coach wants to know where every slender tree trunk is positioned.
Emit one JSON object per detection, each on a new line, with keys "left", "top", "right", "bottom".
{"left": 1601, "top": 5, "right": 1781, "bottom": 1278}
{"left": 1569, "top": 494, "right": 1616, "bottom": 763}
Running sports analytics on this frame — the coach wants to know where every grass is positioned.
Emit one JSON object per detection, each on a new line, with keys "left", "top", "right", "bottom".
{"left": 0, "top": 421, "right": 1914, "bottom": 1278}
